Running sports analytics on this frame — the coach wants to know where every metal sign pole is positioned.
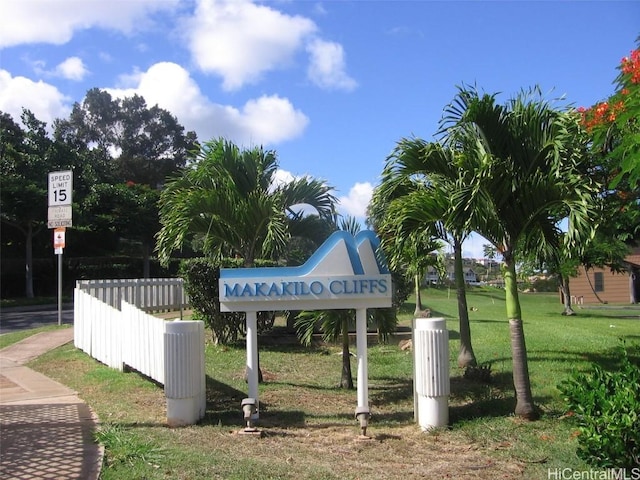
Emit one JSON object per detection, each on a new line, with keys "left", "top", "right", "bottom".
{"left": 48, "top": 170, "right": 72, "bottom": 326}
{"left": 57, "top": 249, "right": 62, "bottom": 326}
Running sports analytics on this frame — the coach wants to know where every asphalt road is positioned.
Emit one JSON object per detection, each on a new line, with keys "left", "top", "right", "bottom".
{"left": 0, "top": 305, "right": 74, "bottom": 334}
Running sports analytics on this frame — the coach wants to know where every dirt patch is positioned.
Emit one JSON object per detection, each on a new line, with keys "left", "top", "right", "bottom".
{"left": 166, "top": 422, "right": 526, "bottom": 479}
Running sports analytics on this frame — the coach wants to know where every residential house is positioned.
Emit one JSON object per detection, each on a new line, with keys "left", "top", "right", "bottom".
{"left": 567, "top": 247, "right": 640, "bottom": 305}
{"left": 423, "top": 266, "right": 479, "bottom": 285}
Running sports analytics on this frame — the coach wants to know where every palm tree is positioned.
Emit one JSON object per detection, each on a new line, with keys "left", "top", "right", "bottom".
{"left": 156, "top": 138, "right": 337, "bottom": 266}
{"left": 439, "top": 85, "right": 597, "bottom": 419}
{"left": 370, "top": 138, "right": 478, "bottom": 368}
{"left": 156, "top": 138, "right": 338, "bottom": 381}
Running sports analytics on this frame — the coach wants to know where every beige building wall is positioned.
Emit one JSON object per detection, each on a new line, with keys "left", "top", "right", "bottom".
{"left": 570, "top": 266, "right": 633, "bottom": 305}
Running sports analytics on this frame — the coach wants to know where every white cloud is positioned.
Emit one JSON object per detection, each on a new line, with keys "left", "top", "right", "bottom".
{"left": 338, "top": 182, "right": 373, "bottom": 219}
{"left": 0, "top": 70, "right": 70, "bottom": 126}
{"left": 186, "top": 0, "right": 317, "bottom": 91}
{"left": 273, "top": 169, "right": 296, "bottom": 188}
{"left": 306, "top": 38, "right": 357, "bottom": 91}
{"left": 107, "top": 62, "right": 309, "bottom": 145}
{"left": 239, "top": 95, "right": 309, "bottom": 144}
{"left": 0, "top": 0, "right": 180, "bottom": 48}
{"left": 54, "top": 57, "right": 89, "bottom": 81}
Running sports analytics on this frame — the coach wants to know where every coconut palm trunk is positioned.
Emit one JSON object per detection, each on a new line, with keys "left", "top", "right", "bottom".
{"left": 503, "top": 256, "right": 538, "bottom": 420}
{"left": 559, "top": 274, "right": 575, "bottom": 316}
{"left": 453, "top": 238, "right": 476, "bottom": 367}
{"left": 414, "top": 273, "right": 424, "bottom": 317}
{"left": 341, "top": 317, "right": 354, "bottom": 389}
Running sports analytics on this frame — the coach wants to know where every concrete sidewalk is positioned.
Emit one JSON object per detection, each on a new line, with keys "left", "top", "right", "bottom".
{"left": 0, "top": 328, "right": 103, "bottom": 480}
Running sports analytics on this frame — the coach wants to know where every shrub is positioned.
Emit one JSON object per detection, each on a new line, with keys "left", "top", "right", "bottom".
{"left": 558, "top": 346, "right": 640, "bottom": 468}
{"left": 464, "top": 362, "right": 493, "bottom": 383}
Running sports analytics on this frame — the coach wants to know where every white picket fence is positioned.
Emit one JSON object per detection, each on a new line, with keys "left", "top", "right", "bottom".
{"left": 74, "top": 281, "right": 206, "bottom": 425}
{"left": 76, "top": 278, "right": 188, "bottom": 313}
{"left": 74, "top": 288, "right": 168, "bottom": 383}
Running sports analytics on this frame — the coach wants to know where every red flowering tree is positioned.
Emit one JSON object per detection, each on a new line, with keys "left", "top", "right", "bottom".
{"left": 579, "top": 46, "right": 640, "bottom": 188}
{"left": 577, "top": 44, "right": 640, "bottom": 305}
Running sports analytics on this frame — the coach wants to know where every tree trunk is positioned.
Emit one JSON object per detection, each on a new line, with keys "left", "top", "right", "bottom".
{"left": 504, "top": 257, "right": 538, "bottom": 420}
{"left": 559, "top": 274, "right": 575, "bottom": 316}
{"left": 413, "top": 273, "right": 424, "bottom": 317}
{"left": 340, "top": 317, "right": 354, "bottom": 389}
{"left": 454, "top": 239, "right": 476, "bottom": 368}
{"left": 25, "top": 223, "right": 34, "bottom": 298}
{"left": 286, "top": 311, "right": 298, "bottom": 331}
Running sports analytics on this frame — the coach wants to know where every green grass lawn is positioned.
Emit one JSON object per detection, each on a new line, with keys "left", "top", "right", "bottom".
{"left": 24, "top": 286, "right": 640, "bottom": 479}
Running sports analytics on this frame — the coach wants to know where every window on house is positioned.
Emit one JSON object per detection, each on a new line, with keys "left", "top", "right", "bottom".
{"left": 594, "top": 272, "right": 604, "bottom": 292}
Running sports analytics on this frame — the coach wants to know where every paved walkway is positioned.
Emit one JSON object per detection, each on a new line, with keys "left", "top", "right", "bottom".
{"left": 0, "top": 328, "right": 103, "bottom": 480}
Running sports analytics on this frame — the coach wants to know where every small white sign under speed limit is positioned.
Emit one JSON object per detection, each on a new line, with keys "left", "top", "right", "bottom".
{"left": 48, "top": 170, "right": 73, "bottom": 206}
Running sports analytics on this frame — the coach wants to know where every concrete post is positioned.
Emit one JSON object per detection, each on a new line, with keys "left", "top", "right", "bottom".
{"left": 164, "top": 320, "right": 206, "bottom": 427}
{"left": 414, "top": 317, "right": 450, "bottom": 430}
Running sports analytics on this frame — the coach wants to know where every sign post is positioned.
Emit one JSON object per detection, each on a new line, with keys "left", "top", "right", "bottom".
{"left": 48, "top": 171, "right": 72, "bottom": 326}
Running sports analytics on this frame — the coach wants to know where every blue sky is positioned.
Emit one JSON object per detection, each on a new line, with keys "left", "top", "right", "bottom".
{"left": 1, "top": 1, "right": 638, "bottom": 258}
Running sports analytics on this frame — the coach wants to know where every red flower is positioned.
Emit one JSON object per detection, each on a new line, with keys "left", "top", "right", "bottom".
{"left": 621, "top": 48, "right": 640, "bottom": 83}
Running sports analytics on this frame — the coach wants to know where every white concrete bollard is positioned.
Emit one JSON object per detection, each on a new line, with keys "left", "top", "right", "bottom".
{"left": 414, "top": 317, "right": 450, "bottom": 430}
{"left": 164, "top": 320, "right": 206, "bottom": 427}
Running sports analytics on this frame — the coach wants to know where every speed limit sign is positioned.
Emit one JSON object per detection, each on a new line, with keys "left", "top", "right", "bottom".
{"left": 48, "top": 170, "right": 73, "bottom": 206}
{"left": 48, "top": 170, "right": 73, "bottom": 228}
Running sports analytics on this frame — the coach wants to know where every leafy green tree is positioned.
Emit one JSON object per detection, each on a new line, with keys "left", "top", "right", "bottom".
{"left": 81, "top": 182, "right": 161, "bottom": 277}
{"left": 56, "top": 88, "right": 197, "bottom": 187}
{"left": 0, "top": 110, "right": 68, "bottom": 297}
{"left": 53, "top": 88, "right": 198, "bottom": 270}
{"left": 156, "top": 138, "right": 337, "bottom": 266}
{"left": 440, "top": 85, "right": 598, "bottom": 419}
{"left": 370, "top": 138, "right": 478, "bottom": 368}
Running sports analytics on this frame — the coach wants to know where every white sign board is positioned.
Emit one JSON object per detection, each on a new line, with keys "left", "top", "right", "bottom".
{"left": 220, "top": 274, "right": 391, "bottom": 312}
{"left": 219, "top": 231, "right": 393, "bottom": 312}
{"left": 48, "top": 206, "right": 73, "bottom": 228}
{"left": 48, "top": 170, "right": 73, "bottom": 206}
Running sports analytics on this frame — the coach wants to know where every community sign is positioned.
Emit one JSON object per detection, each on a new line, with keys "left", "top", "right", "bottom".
{"left": 219, "top": 230, "right": 393, "bottom": 312}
